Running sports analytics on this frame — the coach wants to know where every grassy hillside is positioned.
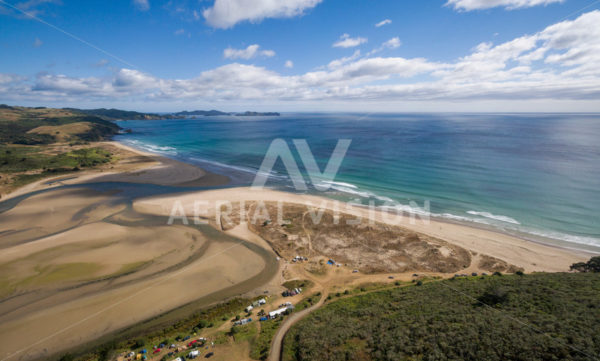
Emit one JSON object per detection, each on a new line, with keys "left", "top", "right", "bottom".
{"left": 0, "top": 105, "right": 120, "bottom": 194}
{"left": 0, "top": 105, "right": 120, "bottom": 144}
{"left": 64, "top": 108, "right": 175, "bottom": 121}
{"left": 283, "top": 273, "right": 600, "bottom": 361}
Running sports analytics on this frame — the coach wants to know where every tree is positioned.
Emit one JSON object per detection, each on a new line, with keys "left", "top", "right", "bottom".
{"left": 571, "top": 256, "right": 600, "bottom": 273}
{"left": 134, "top": 338, "right": 146, "bottom": 348}
{"left": 196, "top": 320, "right": 208, "bottom": 329}
{"left": 477, "top": 286, "right": 509, "bottom": 307}
{"left": 58, "top": 354, "right": 75, "bottom": 361}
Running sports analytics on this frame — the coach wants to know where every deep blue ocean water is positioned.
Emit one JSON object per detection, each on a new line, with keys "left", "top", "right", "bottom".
{"left": 114, "top": 113, "right": 600, "bottom": 251}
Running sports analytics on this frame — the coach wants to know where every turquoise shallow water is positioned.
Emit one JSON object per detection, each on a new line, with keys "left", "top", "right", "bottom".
{"left": 114, "top": 113, "right": 600, "bottom": 251}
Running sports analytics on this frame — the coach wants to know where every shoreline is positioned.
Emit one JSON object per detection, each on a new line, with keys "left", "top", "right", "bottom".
{"left": 111, "top": 139, "right": 598, "bottom": 258}
{"left": 134, "top": 186, "right": 592, "bottom": 273}
{"left": 0, "top": 138, "right": 594, "bottom": 359}
{"left": 5, "top": 137, "right": 592, "bottom": 262}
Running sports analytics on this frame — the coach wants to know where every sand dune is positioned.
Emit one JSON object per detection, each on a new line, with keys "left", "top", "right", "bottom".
{"left": 134, "top": 187, "right": 591, "bottom": 273}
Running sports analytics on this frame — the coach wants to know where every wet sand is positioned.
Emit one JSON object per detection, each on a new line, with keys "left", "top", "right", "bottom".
{"left": 0, "top": 141, "right": 593, "bottom": 360}
{"left": 0, "top": 145, "right": 278, "bottom": 361}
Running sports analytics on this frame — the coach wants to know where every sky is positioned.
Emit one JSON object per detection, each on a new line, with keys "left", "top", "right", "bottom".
{"left": 1, "top": 0, "right": 600, "bottom": 112}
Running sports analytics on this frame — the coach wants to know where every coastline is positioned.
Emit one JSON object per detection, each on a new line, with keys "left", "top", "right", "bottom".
{"left": 0, "top": 138, "right": 594, "bottom": 360}
{"left": 102, "top": 138, "right": 592, "bottom": 270}
{"left": 5, "top": 138, "right": 591, "bottom": 266}
{"left": 133, "top": 186, "right": 591, "bottom": 273}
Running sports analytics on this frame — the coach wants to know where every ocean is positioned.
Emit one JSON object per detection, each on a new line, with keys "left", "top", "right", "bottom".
{"left": 114, "top": 113, "right": 600, "bottom": 252}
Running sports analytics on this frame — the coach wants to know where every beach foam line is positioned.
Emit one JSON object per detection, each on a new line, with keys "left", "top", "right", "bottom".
{"left": 121, "top": 139, "right": 178, "bottom": 156}
{"left": 190, "top": 157, "right": 289, "bottom": 181}
{"left": 467, "top": 210, "right": 521, "bottom": 225}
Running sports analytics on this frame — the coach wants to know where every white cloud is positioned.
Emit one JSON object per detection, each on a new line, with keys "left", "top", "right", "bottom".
{"left": 382, "top": 37, "right": 401, "bottom": 49}
{"left": 133, "top": 0, "right": 149, "bottom": 11}
{"left": 4, "top": 11, "right": 600, "bottom": 110}
{"left": 366, "top": 38, "right": 402, "bottom": 56}
{"left": 285, "top": 60, "right": 294, "bottom": 68}
{"left": 446, "top": 0, "right": 564, "bottom": 11}
{"left": 333, "top": 34, "right": 368, "bottom": 48}
{"left": 224, "top": 44, "right": 276, "bottom": 60}
{"left": 328, "top": 50, "right": 361, "bottom": 69}
{"left": 174, "top": 28, "right": 185, "bottom": 35}
{"left": 33, "top": 37, "right": 43, "bottom": 47}
{"left": 203, "top": 0, "right": 322, "bottom": 29}
{"left": 375, "top": 19, "right": 392, "bottom": 27}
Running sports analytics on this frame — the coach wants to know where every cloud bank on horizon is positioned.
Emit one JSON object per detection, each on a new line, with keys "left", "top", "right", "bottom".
{"left": 446, "top": 0, "right": 565, "bottom": 11}
{"left": 0, "top": 0, "right": 599, "bottom": 111}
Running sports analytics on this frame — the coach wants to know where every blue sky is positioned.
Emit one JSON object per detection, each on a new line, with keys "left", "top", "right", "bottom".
{"left": 1, "top": 0, "right": 600, "bottom": 111}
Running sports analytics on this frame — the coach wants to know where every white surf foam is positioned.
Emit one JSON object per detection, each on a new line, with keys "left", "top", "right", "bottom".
{"left": 122, "top": 139, "right": 178, "bottom": 156}
{"left": 467, "top": 211, "right": 521, "bottom": 225}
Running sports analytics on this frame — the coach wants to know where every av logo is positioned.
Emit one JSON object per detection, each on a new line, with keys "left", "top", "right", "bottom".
{"left": 251, "top": 139, "right": 352, "bottom": 191}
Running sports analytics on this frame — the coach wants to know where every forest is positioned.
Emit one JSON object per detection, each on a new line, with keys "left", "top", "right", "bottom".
{"left": 283, "top": 272, "right": 600, "bottom": 361}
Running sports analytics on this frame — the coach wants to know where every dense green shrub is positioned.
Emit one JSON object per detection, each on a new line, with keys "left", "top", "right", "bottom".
{"left": 283, "top": 273, "right": 600, "bottom": 361}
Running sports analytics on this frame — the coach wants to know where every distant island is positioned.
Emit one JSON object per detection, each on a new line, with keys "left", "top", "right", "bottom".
{"left": 174, "top": 110, "right": 280, "bottom": 118}
{"left": 59, "top": 108, "right": 278, "bottom": 120}
{"left": 173, "top": 110, "right": 230, "bottom": 117}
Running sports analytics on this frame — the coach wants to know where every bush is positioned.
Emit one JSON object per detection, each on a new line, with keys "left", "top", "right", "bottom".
{"left": 134, "top": 338, "right": 146, "bottom": 348}
{"left": 570, "top": 256, "right": 600, "bottom": 273}
{"left": 283, "top": 273, "right": 600, "bottom": 361}
{"left": 477, "top": 286, "right": 510, "bottom": 307}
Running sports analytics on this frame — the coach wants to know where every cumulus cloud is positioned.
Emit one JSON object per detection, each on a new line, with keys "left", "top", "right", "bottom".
{"left": 285, "top": 60, "right": 294, "bottom": 68}
{"left": 223, "top": 44, "right": 276, "bottom": 60}
{"left": 333, "top": 34, "right": 368, "bottom": 48}
{"left": 174, "top": 28, "right": 185, "bottom": 35}
{"left": 3, "top": 11, "right": 600, "bottom": 108}
{"left": 203, "top": 0, "right": 322, "bottom": 29}
{"left": 375, "top": 19, "right": 392, "bottom": 27}
{"left": 133, "top": 0, "right": 150, "bottom": 11}
{"left": 446, "top": 0, "right": 564, "bottom": 11}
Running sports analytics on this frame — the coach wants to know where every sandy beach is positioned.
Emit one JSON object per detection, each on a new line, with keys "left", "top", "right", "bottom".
{"left": 134, "top": 187, "right": 591, "bottom": 273}
{"left": 0, "top": 142, "right": 277, "bottom": 360}
{"left": 0, "top": 141, "right": 593, "bottom": 360}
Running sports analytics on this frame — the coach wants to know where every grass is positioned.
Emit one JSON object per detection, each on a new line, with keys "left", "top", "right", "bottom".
{"left": 233, "top": 323, "right": 259, "bottom": 344}
{"left": 282, "top": 279, "right": 313, "bottom": 290}
{"left": 250, "top": 318, "right": 284, "bottom": 360}
{"left": 0, "top": 145, "right": 114, "bottom": 192}
{"left": 0, "top": 146, "right": 113, "bottom": 173}
{"left": 294, "top": 293, "right": 321, "bottom": 312}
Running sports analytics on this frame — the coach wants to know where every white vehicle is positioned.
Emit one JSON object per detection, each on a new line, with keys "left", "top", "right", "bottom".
{"left": 189, "top": 350, "right": 199, "bottom": 358}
